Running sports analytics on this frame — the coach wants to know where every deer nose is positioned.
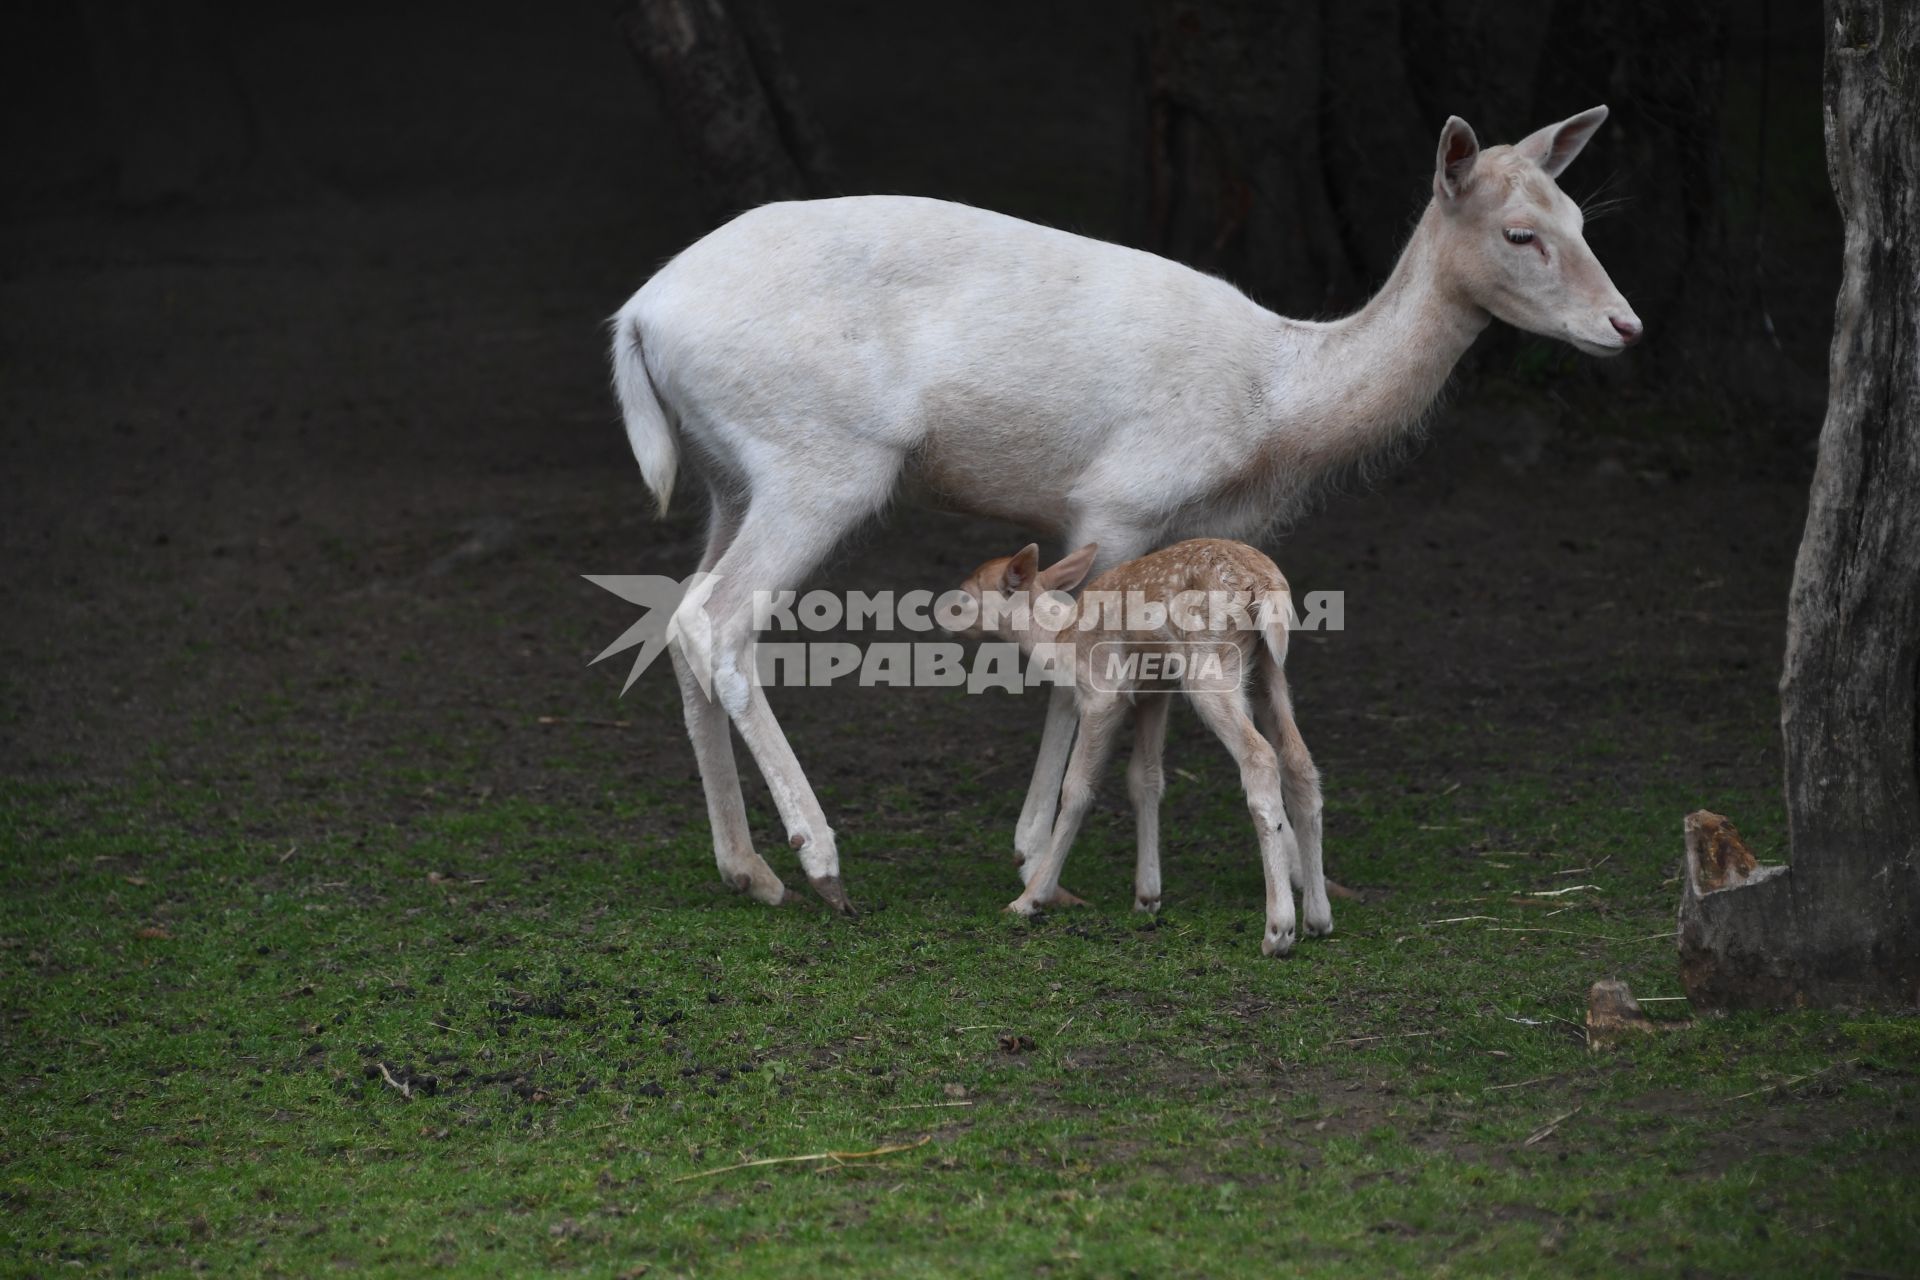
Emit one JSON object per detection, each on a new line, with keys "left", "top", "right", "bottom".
{"left": 1610, "top": 315, "right": 1643, "bottom": 345}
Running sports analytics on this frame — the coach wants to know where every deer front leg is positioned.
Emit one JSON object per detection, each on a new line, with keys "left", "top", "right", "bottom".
{"left": 1127, "top": 693, "right": 1172, "bottom": 912}
{"left": 1008, "top": 699, "right": 1123, "bottom": 916}
{"left": 1013, "top": 524, "right": 1151, "bottom": 889}
{"left": 1013, "top": 685, "right": 1078, "bottom": 882}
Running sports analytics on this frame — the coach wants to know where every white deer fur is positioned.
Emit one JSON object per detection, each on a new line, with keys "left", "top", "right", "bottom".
{"left": 952, "top": 538, "right": 1329, "bottom": 956}
{"left": 610, "top": 108, "right": 1637, "bottom": 913}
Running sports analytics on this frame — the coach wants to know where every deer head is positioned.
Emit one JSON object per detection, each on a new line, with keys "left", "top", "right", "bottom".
{"left": 1432, "top": 106, "right": 1642, "bottom": 357}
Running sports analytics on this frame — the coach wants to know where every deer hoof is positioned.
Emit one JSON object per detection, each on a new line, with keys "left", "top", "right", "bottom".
{"left": 1134, "top": 895, "right": 1161, "bottom": 914}
{"left": 808, "top": 874, "right": 858, "bottom": 917}
{"left": 1262, "top": 924, "right": 1297, "bottom": 957}
{"left": 730, "top": 871, "right": 791, "bottom": 907}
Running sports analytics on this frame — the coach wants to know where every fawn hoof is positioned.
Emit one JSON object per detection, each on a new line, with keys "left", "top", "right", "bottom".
{"left": 1134, "top": 895, "right": 1161, "bottom": 914}
{"left": 1003, "top": 897, "right": 1040, "bottom": 918}
{"left": 809, "top": 874, "right": 858, "bottom": 917}
{"left": 1262, "top": 924, "right": 1297, "bottom": 957}
{"left": 1305, "top": 910, "right": 1335, "bottom": 938}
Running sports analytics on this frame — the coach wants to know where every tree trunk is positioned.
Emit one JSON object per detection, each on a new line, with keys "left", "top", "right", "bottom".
{"left": 614, "top": 0, "right": 829, "bottom": 226}
{"left": 1677, "top": 0, "right": 1920, "bottom": 1010}
{"left": 82, "top": 0, "right": 255, "bottom": 206}
{"left": 1144, "top": 0, "right": 1355, "bottom": 317}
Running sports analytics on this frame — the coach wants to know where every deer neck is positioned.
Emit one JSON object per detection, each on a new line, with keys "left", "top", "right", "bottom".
{"left": 1275, "top": 205, "right": 1490, "bottom": 469}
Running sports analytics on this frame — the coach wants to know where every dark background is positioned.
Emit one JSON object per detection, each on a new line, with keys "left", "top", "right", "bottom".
{"left": 0, "top": 1, "right": 1836, "bottom": 828}
{"left": 5, "top": 0, "right": 1838, "bottom": 426}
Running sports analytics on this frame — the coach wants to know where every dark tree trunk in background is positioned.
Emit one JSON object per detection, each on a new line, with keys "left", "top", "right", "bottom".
{"left": 1146, "top": 1, "right": 1353, "bottom": 316}
{"left": 1678, "top": 0, "right": 1919, "bottom": 1010}
{"left": 1530, "top": 0, "right": 1732, "bottom": 381}
{"left": 615, "top": 0, "right": 830, "bottom": 225}
{"left": 1144, "top": 0, "right": 1731, "bottom": 348}
{"left": 83, "top": 0, "right": 254, "bottom": 205}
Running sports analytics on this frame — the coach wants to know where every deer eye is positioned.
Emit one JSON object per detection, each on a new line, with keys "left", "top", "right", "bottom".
{"left": 1504, "top": 227, "right": 1536, "bottom": 245}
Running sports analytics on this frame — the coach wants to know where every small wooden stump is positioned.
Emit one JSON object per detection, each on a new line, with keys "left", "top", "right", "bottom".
{"left": 1585, "top": 979, "right": 1657, "bottom": 1052}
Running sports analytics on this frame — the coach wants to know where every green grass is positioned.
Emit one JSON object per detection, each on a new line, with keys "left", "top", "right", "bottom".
{"left": 1, "top": 755, "right": 1915, "bottom": 1277}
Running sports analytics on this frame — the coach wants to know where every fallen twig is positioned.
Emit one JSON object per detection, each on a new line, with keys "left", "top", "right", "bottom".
{"left": 1525, "top": 884, "right": 1601, "bottom": 897}
{"left": 671, "top": 1135, "right": 932, "bottom": 1182}
{"left": 278, "top": 845, "right": 298, "bottom": 863}
{"left": 1721, "top": 1060, "right": 1854, "bottom": 1104}
{"left": 1522, "top": 1105, "right": 1581, "bottom": 1147}
{"left": 1425, "top": 915, "right": 1500, "bottom": 926}
{"left": 536, "top": 715, "right": 632, "bottom": 729}
{"left": 1486, "top": 926, "right": 1667, "bottom": 942}
{"left": 1485, "top": 1075, "right": 1552, "bottom": 1091}
{"left": 1328, "top": 1030, "right": 1444, "bottom": 1047}
{"left": 377, "top": 1062, "right": 413, "bottom": 1100}
{"left": 880, "top": 1101, "right": 974, "bottom": 1112}
{"left": 1553, "top": 854, "right": 1611, "bottom": 876}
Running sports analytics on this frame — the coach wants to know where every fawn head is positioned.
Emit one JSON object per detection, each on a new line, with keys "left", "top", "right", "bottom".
{"left": 949, "top": 543, "right": 1099, "bottom": 641}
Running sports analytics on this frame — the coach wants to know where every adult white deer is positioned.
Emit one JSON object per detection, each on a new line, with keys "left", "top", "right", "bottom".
{"left": 611, "top": 108, "right": 1639, "bottom": 914}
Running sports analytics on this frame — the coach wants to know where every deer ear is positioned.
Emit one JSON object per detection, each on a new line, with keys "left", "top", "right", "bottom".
{"left": 1003, "top": 544, "right": 1041, "bottom": 590}
{"left": 1039, "top": 542, "right": 1099, "bottom": 595}
{"left": 1434, "top": 116, "right": 1480, "bottom": 201}
{"left": 1515, "top": 105, "right": 1608, "bottom": 179}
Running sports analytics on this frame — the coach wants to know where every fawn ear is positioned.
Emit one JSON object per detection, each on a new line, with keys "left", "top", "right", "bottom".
{"left": 1434, "top": 115, "right": 1480, "bottom": 201}
{"left": 1002, "top": 544, "right": 1042, "bottom": 590}
{"left": 1039, "top": 542, "right": 1099, "bottom": 594}
{"left": 1514, "top": 105, "right": 1608, "bottom": 178}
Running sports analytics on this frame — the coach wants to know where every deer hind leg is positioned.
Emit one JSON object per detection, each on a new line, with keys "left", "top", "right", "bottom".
{"left": 1254, "top": 697, "right": 1305, "bottom": 893}
{"left": 1190, "top": 689, "right": 1297, "bottom": 956}
{"left": 675, "top": 468, "right": 895, "bottom": 915}
{"left": 1266, "top": 674, "right": 1330, "bottom": 937}
{"left": 668, "top": 495, "right": 788, "bottom": 905}
{"left": 1008, "top": 695, "right": 1125, "bottom": 916}
{"left": 1127, "top": 692, "right": 1172, "bottom": 912}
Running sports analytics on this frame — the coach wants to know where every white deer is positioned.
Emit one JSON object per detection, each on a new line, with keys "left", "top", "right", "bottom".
{"left": 610, "top": 108, "right": 1639, "bottom": 914}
